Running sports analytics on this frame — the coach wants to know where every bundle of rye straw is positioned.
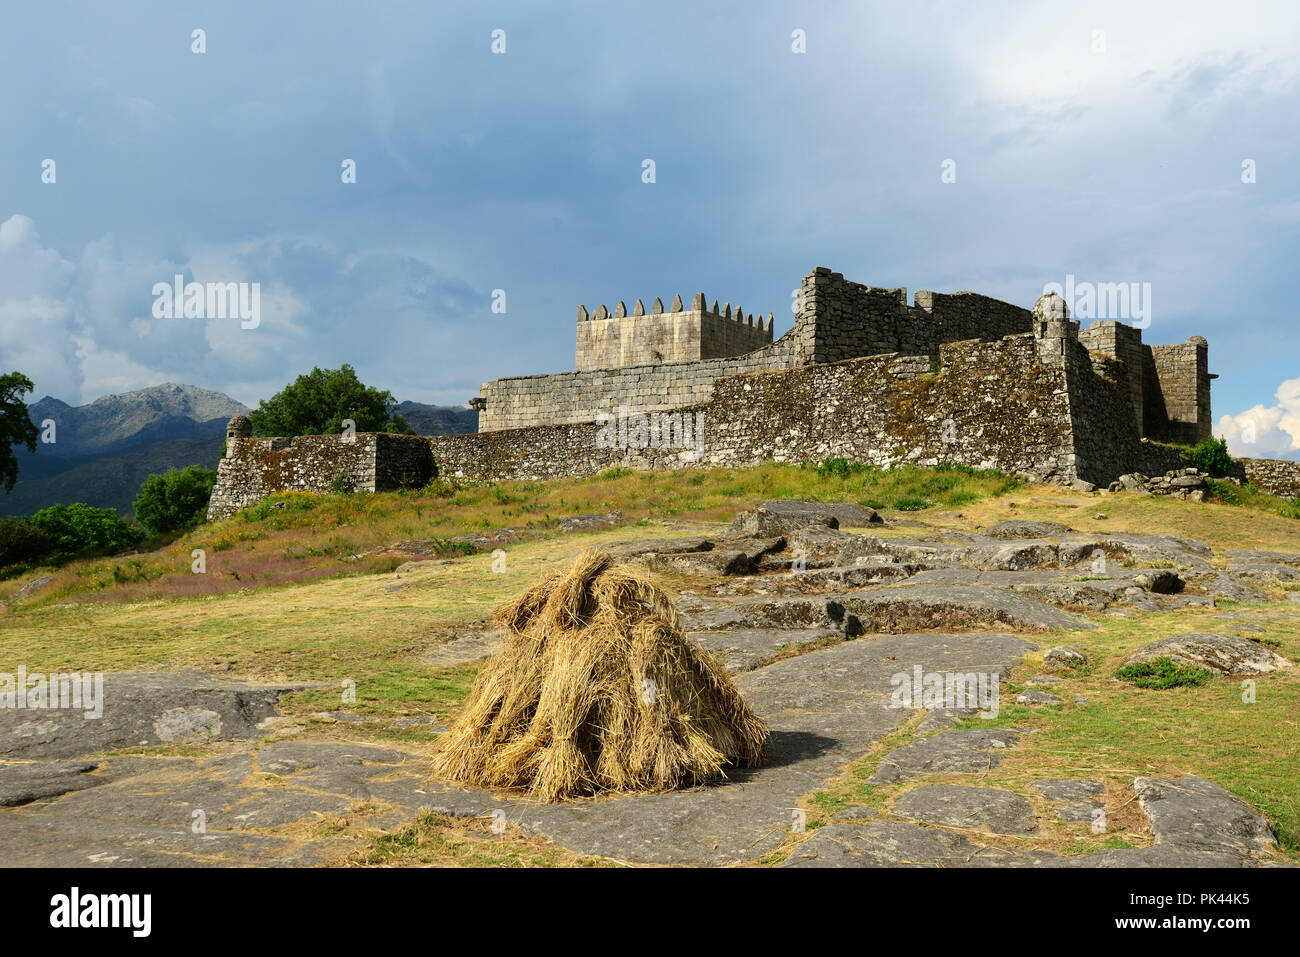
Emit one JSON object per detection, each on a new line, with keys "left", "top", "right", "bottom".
{"left": 433, "top": 547, "right": 769, "bottom": 802}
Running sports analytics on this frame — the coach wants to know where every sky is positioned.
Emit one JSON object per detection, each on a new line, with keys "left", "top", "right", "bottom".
{"left": 0, "top": 0, "right": 1297, "bottom": 459}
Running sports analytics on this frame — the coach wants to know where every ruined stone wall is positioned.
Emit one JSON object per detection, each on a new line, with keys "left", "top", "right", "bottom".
{"left": 436, "top": 334, "right": 1079, "bottom": 484}
{"left": 206, "top": 433, "right": 433, "bottom": 520}
{"left": 800, "top": 268, "right": 1034, "bottom": 364}
{"left": 372, "top": 432, "right": 435, "bottom": 490}
{"left": 576, "top": 300, "right": 772, "bottom": 370}
{"left": 1242, "top": 458, "right": 1300, "bottom": 500}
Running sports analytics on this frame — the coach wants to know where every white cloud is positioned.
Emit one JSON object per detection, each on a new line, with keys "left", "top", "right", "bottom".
{"left": 0, "top": 212, "right": 485, "bottom": 408}
{"left": 1216, "top": 376, "right": 1300, "bottom": 461}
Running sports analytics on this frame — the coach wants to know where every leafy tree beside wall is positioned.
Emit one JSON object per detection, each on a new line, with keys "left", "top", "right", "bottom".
{"left": 0, "top": 371, "right": 39, "bottom": 492}
{"left": 247, "top": 364, "right": 411, "bottom": 437}
{"left": 133, "top": 465, "right": 218, "bottom": 535}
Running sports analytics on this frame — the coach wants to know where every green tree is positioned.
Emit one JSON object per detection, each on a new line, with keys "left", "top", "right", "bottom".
{"left": 247, "top": 364, "right": 411, "bottom": 437}
{"left": 133, "top": 465, "right": 218, "bottom": 535}
{"left": 30, "top": 503, "right": 144, "bottom": 557}
{"left": 0, "top": 516, "right": 54, "bottom": 568}
{"left": 0, "top": 372, "right": 39, "bottom": 492}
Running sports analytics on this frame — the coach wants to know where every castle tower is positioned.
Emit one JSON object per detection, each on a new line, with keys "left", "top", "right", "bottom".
{"left": 225, "top": 414, "right": 252, "bottom": 457}
{"left": 574, "top": 290, "right": 773, "bottom": 371}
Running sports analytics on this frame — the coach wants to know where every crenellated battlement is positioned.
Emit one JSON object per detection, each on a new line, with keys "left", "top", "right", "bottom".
{"left": 575, "top": 291, "right": 774, "bottom": 371}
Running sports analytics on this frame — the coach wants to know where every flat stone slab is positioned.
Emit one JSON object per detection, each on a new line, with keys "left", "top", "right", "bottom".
{"left": 1058, "top": 534, "right": 1213, "bottom": 570}
{"left": 893, "top": 784, "right": 1038, "bottom": 834}
{"left": 869, "top": 727, "right": 1023, "bottom": 785}
{"left": 419, "top": 631, "right": 1036, "bottom": 865}
{"left": 689, "top": 628, "right": 831, "bottom": 674}
{"left": 0, "top": 743, "right": 432, "bottom": 867}
{"left": 1196, "top": 573, "right": 1269, "bottom": 603}
{"left": 907, "top": 568, "right": 1067, "bottom": 588}
{"left": 1122, "top": 633, "right": 1291, "bottom": 676}
{"left": 965, "top": 539, "right": 1060, "bottom": 571}
{"left": 1016, "top": 690, "right": 1062, "bottom": 706}
{"left": 986, "top": 520, "right": 1073, "bottom": 540}
{"left": 1225, "top": 549, "right": 1300, "bottom": 567}
{"left": 693, "top": 584, "right": 1088, "bottom": 636}
{"left": 644, "top": 549, "right": 756, "bottom": 576}
{"left": 603, "top": 536, "right": 714, "bottom": 560}
{"left": 0, "top": 761, "right": 102, "bottom": 806}
{"left": 785, "top": 525, "right": 885, "bottom": 562}
{"left": 0, "top": 673, "right": 321, "bottom": 761}
{"left": 1043, "top": 645, "right": 1088, "bottom": 667}
{"left": 783, "top": 819, "right": 986, "bottom": 867}
{"left": 1225, "top": 562, "right": 1300, "bottom": 584}
{"left": 837, "top": 585, "right": 1095, "bottom": 633}
{"left": 1054, "top": 800, "right": 1104, "bottom": 823}
{"left": 784, "top": 775, "right": 1279, "bottom": 868}
{"left": 1032, "top": 778, "right": 1105, "bottom": 802}
{"left": 732, "top": 500, "right": 881, "bottom": 537}
{"left": 1136, "top": 776, "right": 1277, "bottom": 855}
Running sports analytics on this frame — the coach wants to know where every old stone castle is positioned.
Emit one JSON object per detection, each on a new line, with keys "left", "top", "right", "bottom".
{"left": 207, "top": 266, "right": 1297, "bottom": 520}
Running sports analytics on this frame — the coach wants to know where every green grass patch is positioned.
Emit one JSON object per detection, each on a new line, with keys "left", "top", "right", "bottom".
{"left": 1114, "top": 657, "right": 1214, "bottom": 689}
{"left": 1207, "top": 479, "right": 1300, "bottom": 520}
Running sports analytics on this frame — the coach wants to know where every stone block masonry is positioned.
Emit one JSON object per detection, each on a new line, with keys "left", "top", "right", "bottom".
{"left": 478, "top": 268, "right": 1046, "bottom": 433}
{"left": 575, "top": 294, "right": 773, "bottom": 370}
{"left": 206, "top": 266, "right": 1247, "bottom": 518}
{"left": 206, "top": 431, "right": 432, "bottom": 520}
{"left": 433, "top": 333, "right": 1081, "bottom": 484}
{"left": 1243, "top": 459, "right": 1300, "bottom": 500}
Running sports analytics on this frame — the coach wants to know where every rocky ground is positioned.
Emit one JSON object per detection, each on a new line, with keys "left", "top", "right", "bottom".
{"left": 3, "top": 499, "right": 1296, "bottom": 867}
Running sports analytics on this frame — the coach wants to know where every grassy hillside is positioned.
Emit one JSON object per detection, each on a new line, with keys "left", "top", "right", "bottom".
{"left": 2, "top": 463, "right": 1297, "bottom": 863}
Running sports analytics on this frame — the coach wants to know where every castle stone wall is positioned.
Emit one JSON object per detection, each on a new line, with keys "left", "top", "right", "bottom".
{"left": 1078, "top": 321, "right": 1148, "bottom": 433}
{"left": 207, "top": 268, "right": 1223, "bottom": 518}
{"left": 206, "top": 433, "right": 432, "bottom": 520}
{"left": 1242, "top": 458, "right": 1300, "bottom": 500}
{"left": 801, "top": 268, "right": 1034, "bottom": 364}
{"left": 477, "top": 329, "right": 803, "bottom": 432}
{"left": 436, "top": 334, "right": 1079, "bottom": 484}
{"left": 576, "top": 304, "right": 772, "bottom": 370}
{"left": 479, "top": 268, "right": 1040, "bottom": 433}
{"left": 1147, "top": 339, "right": 1211, "bottom": 445}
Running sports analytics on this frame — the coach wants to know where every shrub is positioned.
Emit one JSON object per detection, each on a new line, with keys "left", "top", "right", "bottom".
{"left": 1115, "top": 657, "right": 1213, "bottom": 689}
{"left": 133, "top": 465, "right": 218, "bottom": 535}
{"left": 0, "top": 516, "right": 54, "bottom": 568}
{"left": 30, "top": 503, "right": 144, "bottom": 558}
{"left": 329, "top": 471, "right": 356, "bottom": 495}
{"left": 893, "top": 496, "right": 932, "bottom": 511}
{"left": 1186, "top": 436, "right": 1235, "bottom": 478}
{"left": 814, "top": 457, "right": 882, "bottom": 479}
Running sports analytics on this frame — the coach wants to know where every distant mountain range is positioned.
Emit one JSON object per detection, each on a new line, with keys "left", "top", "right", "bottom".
{"left": 2, "top": 383, "right": 478, "bottom": 517}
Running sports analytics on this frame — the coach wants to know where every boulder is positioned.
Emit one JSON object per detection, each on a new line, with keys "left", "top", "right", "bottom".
{"left": 731, "top": 500, "right": 881, "bottom": 537}
{"left": 1043, "top": 646, "right": 1088, "bottom": 667}
{"left": 1016, "top": 690, "right": 1062, "bottom": 706}
{"left": 986, "top": 520, "right": 1071, "bottom": 540}
{"left": 1122, "top": 633, "right": 1291, "bottom": 676}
